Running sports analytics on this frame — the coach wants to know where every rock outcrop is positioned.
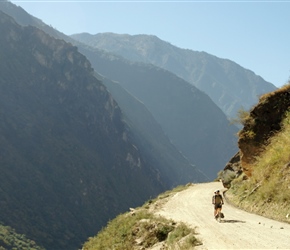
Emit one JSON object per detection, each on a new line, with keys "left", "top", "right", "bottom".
{"left": 239, "top": 84, "right": 290, "bottom": 175}
{"left": 222, "top": 84, "right": 290, "bottom": 187}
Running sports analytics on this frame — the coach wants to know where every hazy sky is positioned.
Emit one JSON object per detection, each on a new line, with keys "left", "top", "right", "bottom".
{"left": 10, "top": 0, "right": 290, "bottom": 87}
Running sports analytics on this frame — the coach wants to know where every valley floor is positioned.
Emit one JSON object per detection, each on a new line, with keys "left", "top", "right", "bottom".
{"left": 155, "top": 182, "right": 290, "bottom": 249}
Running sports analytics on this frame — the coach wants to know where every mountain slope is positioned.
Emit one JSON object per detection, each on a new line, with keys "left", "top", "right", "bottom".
{"left": 0, "top": 1, "right": 239, "bottom": 179}
{"left": 0, "top": 11, "right": 176, "bottom": 249}
{"left": 0, "top": 1, "right": 207, "bottom": 184}
{"left": 76, "top": 45, "right": 239, "bottom": 179}
{"left": 99, "top": 74, "right": 207, "bottom": 184}
{"left": 71, "top": 32, "right": 276, "bottom": 118}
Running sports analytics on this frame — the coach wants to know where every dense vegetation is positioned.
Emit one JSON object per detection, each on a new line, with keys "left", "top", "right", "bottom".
{"left": 83, "top": 186, "right": 201, "bottom": 250}
{"left": 227, "top": 85, "right": 290, "bottom": 223}
{"left": 0, "top": 223, "right": 43, "bottom": 250}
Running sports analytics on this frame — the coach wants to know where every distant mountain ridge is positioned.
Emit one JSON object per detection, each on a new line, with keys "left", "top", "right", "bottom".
{"left": 71, "top": 32, "right": 277, "bottom": 118}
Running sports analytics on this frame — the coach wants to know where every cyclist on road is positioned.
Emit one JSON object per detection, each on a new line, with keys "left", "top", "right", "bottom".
{"left": 212, "top": 190, "right": 224, "bottom": 219}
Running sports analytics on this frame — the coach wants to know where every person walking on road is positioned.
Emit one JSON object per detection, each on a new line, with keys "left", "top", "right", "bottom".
{"left": 212, "top": 190, "right": 224, "bottom": 219}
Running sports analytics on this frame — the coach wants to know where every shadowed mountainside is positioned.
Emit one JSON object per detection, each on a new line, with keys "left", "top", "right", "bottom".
{"left": 98, "top": 74, "right": 207, "bottom": 184}
{"left": 0, "top": 1, "right": 239, "bottom": 179}
{"left": 76, "top": 45, "right": 239, "bottom": 179}
{"left": 0, "top": 10, "right": 206, "bottom": 249}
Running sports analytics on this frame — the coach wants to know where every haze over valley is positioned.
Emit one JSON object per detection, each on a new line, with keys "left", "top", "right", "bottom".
{"left": 0, "top": 1, "right": 286, "bottom": 249}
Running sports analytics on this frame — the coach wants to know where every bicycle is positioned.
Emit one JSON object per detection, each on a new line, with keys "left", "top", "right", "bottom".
{"left": 215, "top": 211, "right": 224, "bottom": 223}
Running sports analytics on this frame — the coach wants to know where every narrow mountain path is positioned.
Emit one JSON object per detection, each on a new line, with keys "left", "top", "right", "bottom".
{"left": 155, "top": 182, "right": 290, "bottom": 249}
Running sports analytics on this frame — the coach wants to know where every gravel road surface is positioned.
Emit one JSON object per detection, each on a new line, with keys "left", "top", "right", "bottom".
{"left": 155, "top": 182, "right": 290, "bottom": 249}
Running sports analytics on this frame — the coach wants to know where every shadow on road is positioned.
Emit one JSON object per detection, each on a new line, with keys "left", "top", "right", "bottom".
{"left": 221, "top": 219, "right": 246, "bottom": 223}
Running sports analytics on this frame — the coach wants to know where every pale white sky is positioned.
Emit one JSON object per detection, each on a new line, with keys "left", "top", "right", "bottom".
{"left": 9, "top": 0, "right": 290, "bottom": 87}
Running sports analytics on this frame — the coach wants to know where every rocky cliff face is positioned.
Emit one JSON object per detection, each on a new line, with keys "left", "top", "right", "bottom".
{"left": 222, "top": 84, "right": 290, "bottom": 187}
{"left": 238, "top": 85, "right": 290, "bottom": 176}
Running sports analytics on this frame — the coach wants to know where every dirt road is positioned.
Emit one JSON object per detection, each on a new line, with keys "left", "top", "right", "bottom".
{"left": 155, "top": 182, "right": 290, "bottom": 249}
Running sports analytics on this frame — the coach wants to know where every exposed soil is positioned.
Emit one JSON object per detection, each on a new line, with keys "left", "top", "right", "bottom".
{"left": 155, "top": 182, "right": 290, "bottom": 249}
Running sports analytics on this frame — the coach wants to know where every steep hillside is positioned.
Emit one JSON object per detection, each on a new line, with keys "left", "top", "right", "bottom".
{"left": 0, "top": 223, "right": 44, "bottom": 250}
{"left": 70, "top": 32, "right": 276, "bottom": 118}
{"left": 69, "top": 37, "right": 241, "bottom": 180}
{"left": 74, "top": 44, "right": 238, "bottom": 180}
{"left": 0, "top": 11, "right": 182, "bottom": 249}
{"left": 0, "top": 1, "right": 206, "bottom": 184}
{"left": 0, "top": 0, "right": 63, "bottom": 39}
{"left": 0, "top": 1, "right": 239, "bottom": 179}
{"left": 222, "top": 83, "right": 290, "bottom": 223}
{"left": 238, "top": 85, "right": 290, "bottom": 176}
{"left": 98, "top": 74, "right": 207, "bottom": 184}
{"left": 82, "top": 185, "right": 202, "bottom": 250}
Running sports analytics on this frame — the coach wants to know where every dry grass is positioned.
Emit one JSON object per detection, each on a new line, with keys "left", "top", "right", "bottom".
{"left": 227, "top": 110, "right": 290, "bottom": 223}
{"left": 230, "top": 108, "right": 251, "bottom": 127}
{"left": 82, "top": 184, "right": 201, "bottom": 250}
{"left": 259, "top": 82, "right": 290, "bottom": 103}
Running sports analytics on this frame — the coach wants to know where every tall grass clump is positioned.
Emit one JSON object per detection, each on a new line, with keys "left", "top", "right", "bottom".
{"left": 228, "top": 110, "right": 290, "bottom": 222}
{"left": 230, "top": 107, "right": 251, "bottom": 127}
{"left": 82, "top": 210, "right": 152, "bottom": 250}
{"left": 82, "top": 209, "right": 200, "bottom": 250}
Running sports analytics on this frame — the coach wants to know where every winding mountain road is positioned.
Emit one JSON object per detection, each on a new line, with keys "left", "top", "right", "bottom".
{"left": 155, "top": 182, "right": 290, "bottom": 249}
